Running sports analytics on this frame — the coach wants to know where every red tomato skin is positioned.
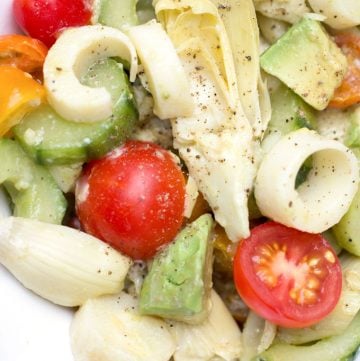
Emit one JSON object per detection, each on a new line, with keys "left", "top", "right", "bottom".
{"left": 76, "top": 141, "right": 186, "bottom": 260}
{"left": 13, "top": 0, "right": 92, "bottom": 47}
{"left": 234, "top": 222, "right": 342, "bottom": 328}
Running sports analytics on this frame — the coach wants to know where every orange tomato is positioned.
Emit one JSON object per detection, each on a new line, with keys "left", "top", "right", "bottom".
{"left": 213, "top": 224, "right": 238, "bottom": 275}
{"left": 329, "top": 34, "right": 360, "bottom": 109}
{"left": 0, "top": 34, "right": 47, "bottom": 74}
{"left": 0, "top": 65, "right": 45, "bottom": 136}
{"left": 188, "top": 192, "right": 212, "bottom": 222}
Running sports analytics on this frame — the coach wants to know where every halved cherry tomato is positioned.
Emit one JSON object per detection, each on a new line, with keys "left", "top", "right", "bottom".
{"left": 233, "top": 222, "right": 342, "bottom": 328}
{"left": 0, "top": 34, "right": 47, "bottom": 74}
{"left": 329, "top": 33, "right": 360, "bottom": 109}
{"left": 75, "top": 141, "right": 186, "bottom": 260}
{"left": 13, "top": 0, "right": 92, "bottom": 47}
{"left": 0, "top": 65, "right": 45, "bottom": 136}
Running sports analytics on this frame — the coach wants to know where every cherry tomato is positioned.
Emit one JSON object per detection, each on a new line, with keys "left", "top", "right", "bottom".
{"left": 13, "top": 0, "right": 92, "bottom": 47}
{"left": 0, "top": 34, "right": 47, "bottom": 74}
{"left": 76, "top": 141, "right": 186, "bottom": 260}
{"left": 233, "top": 222, "right": 342, "bottom": 328}
{"left": 329, "top": 33, "right": 360, "bottom": 109}
{"left": 0, "top": 65, "right": 45, "bottom": 136}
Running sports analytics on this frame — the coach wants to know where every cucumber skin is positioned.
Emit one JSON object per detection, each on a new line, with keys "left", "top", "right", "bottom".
{"left": 98, "top": 0, "right": 138, "bottom": 29}
{"left": 0, "top": 138, "right": 66, "bottom": 224}
{"left": 254, "top": 311, "right": 360, "bottom": 361}
{"left": 333, "top": 186, "right": 360, "bottom": 256}
{"left": 14, "top": 60, "right": 138, "bottom": 165}
{"left": 15, "top": 100, "right": 138, "bottom": 165}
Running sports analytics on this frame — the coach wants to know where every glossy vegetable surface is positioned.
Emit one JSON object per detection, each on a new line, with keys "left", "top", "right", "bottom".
{"left": 234, "top": 222, "right": 342, "bottom": 328}
{"left": 13, "top": 0, "right": 92, "bottom": 47}
{"left": 0, "top": 34, "right": 47, "bottom": 74}
{"left": 0, "top": 65, "right": 45, "bottom": 136}
{"left": 329, "top": 33, "right": 360, "bottom": 109}
{"left": 76, "top": 141, "right": 186, "bottom": 260}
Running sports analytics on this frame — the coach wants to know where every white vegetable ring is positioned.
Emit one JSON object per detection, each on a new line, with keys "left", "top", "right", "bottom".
{"left": 255, "top": 129, "right": 359, "bottom": 233}
{"left": 44, "top": 25, "right": 138, "bottom": 122}
{"left": 128, "top": 20, "right": 194, "bottom": 120}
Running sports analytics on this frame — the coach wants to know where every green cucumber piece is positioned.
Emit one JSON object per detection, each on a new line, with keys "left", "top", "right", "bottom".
{"left": 345, "top": 107, "right": 360, "bottom": 148}
{"left": 263, "top": 83, "right": 315, "bottom": 188}
{"left": 266, "top": 82, "right": 316, "bottom": 136}
{"left": 0, "top": 138, "right": 66, "bottom": 224}
{"left": 14, "top": 59, "right": 138, "bottom": 165}
{"left": 139, "top": 214, "right": 214, "bottom": 323}
{"left": 47, "top": 163, "right": 83, "bottom": 193}
{"left": 137, "top": 0, "right": 155, "bottom": 24}
{"left": 98, "top": 0, "right": 138, "bottom": 29}
{"left": 333, "top": 186, "right": 360, "bottom": 256}
{"left": 255, "top": 311, "right": 360, "bottom": 361}
{"left": 260, "top": 18, "right": 347, "bottom": 110}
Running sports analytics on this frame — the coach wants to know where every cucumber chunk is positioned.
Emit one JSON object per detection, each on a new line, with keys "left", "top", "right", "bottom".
{"left": 139, "top": 214, "right": 214, "bottom": 323}
{"left": 14, "top": 59, "right": 138, "bottom": 165}
{"left": 98, "top": 0, "right": 138, "bottom": 29}
{"left": 255, "top": 311, "right": 360, "bottom": 361}
{"left": 266, "top": 83, "right": 316, "bottom": 135}
{"left": 137, "top": 0, "right": 155, "bottom": 24}
{"left": 333, "top": 186, "right": 360, "bottom": 256}
{"left": 263, "top": 83, "right": 316, "bottom": 188}
{"left": 47, "top": 163, "right": 83, "bottom": 193}
{"left": 0, "top": 138, "right": 66, "bottom": 224}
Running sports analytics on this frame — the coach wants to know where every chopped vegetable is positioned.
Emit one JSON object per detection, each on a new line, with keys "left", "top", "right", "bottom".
{"left": 43, "top": 25, "right": 138, "bottom": 122}
{"left": 127, "top": 20, "right": 194, "bottom": 120}
{"left": 234, "top": 222, "right": 342, "bottom": 328}
{"left": 255, "top": 129, "right": 359, "bottom": 233}
{"left": 0, "top": 138, "right": 66, "bottom": 224}
{"left": 75, "top": 141, "right": 186, "bottom": 260}
{"left": 278, "top": 253, "right": 360, "bottom": 344}
{"left": 0, "top": 65, "right": 45, "bottom": 136}
{"left": 13, "top": 0, "right": 92, "bottom": 46}
{"left": 329, "top": 34, "right": 360, "bottom": 109}
{"left": 15, "top": 59, "right": 138, "bottom": 165}
{"left": 0, "top": 34, "right": 47, "bottom": 74}
{"left": 255, "top": 310, "right": 360, "bottom": 361}
{"left": 140, "top": 214, "right": 214, "bottom": 323}
{"left": 260, "top": 18, "right": 348, "bottom": 110}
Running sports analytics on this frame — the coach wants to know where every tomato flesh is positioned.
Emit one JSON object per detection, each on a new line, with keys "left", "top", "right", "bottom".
{"left": 0, "top": 34, "right": 48, "bottom": 74}
{"left": 13, "top": 0, "right": 92, "bottom": 47}
{"left": 234, "top": 222, "right": 342, "bottom": 328}
{"left": 76, "top": 141, "right": 186, "bottom": 260}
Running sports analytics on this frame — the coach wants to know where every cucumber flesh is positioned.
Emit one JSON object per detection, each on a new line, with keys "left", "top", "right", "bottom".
{"left": 137, "top": 0, "right": 155, "bottom": 24}
{"left": 14, "top": 59, "right": 138, "bottom": 165}
{"left": 265, "top": 82, "right": 316, "bottom": 137}
{"left": 255, "top": 311, "right": 360, "bottom": 361}
{"left": 333, "top": 186, "right": 360, "bottom": 256}
{"left": 263, "top": 82, "right": 316, "bottom": 188}
{"left": 98, "top": 0, "right": 138, "bottom": 29}
{"left": 47, "top": 163, "right": 83, "bottom": 193}
{"left": 0, "top": 138, "right": 66, "bottom": 224}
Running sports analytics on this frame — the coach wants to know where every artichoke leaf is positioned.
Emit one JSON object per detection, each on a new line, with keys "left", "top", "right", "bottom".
{"left": 212, "top": 0, "right": 272, "bottom": 137}
{"left": 154, "top": 0, "right": 258, "bottom": 241}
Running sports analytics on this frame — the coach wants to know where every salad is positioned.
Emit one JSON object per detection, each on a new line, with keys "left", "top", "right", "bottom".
{"left": 0, "top": 0, "right": 360, "bottom": 360}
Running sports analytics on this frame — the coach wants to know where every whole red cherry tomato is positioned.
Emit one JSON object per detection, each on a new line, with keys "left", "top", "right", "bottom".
{"left": 76, "top": 141, "right": 186, "bottom": 260}
{"left": 234, "top": 222, "right": 342, "bottom": 328}
{"left": 13, "top": 0, "right": 92, "bottom": 47}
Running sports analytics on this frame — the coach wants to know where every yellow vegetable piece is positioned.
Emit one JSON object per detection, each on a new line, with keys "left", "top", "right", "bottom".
{"left": 0, "top": 65, "right": 45, "bottom": 136}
